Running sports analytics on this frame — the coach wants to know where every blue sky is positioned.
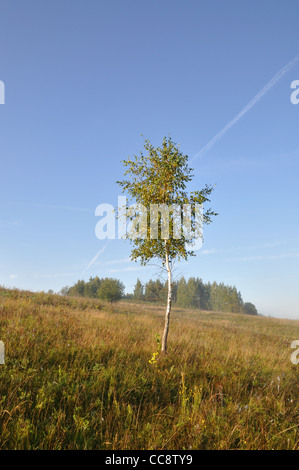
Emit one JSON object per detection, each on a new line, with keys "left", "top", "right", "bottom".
{"left": 0, "top": 0, "right": 299, "bottom": 318}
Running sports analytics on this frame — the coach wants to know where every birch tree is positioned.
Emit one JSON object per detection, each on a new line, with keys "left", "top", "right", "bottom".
{"left": 117, "top": 137, "right": 217, "bottom": 353}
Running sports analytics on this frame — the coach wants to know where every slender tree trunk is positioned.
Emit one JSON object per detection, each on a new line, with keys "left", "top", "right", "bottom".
{"left": 161, "top": 242, "right": 172, "bottom": 353}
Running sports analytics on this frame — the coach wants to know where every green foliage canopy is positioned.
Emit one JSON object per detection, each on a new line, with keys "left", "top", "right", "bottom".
{"left": 117, "top": 137, "right": 217, "bottom": 265}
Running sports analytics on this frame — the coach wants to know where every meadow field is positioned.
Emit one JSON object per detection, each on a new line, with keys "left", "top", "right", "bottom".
{"left": 0, "top": 287, "right": 298, "bottom": 450}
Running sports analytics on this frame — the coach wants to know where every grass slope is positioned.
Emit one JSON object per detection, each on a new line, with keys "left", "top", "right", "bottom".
{"left": 0, "top": 288, "right": 298, "bottom": 450}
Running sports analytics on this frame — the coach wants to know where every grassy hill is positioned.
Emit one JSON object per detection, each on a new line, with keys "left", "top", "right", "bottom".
{"left": 0, "top": 287, "right": 298, "bottom": 450}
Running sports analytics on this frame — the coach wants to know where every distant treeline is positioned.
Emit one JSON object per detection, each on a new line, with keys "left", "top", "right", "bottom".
{"left": 133, "top": 277, "right": 257, "bottom": 315}
{"left": 61, "top": 277, "right": 125, "bottom": 303}
{"left": 61, "top": 276, "right": 258, "bottom": 315}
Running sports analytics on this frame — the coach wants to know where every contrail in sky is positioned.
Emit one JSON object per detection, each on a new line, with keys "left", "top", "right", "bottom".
{"left": 81, "top": 243, "right": 109, "bottom": 275}
{"left": 191, "top": 55, "right": 299, "bottom": 162}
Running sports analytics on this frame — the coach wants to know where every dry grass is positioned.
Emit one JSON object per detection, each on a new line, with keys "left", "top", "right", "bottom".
{"left": 0, "top": 288, "right": 298, "bottom": 449}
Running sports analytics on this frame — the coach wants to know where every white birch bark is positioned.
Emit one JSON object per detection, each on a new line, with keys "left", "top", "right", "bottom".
{"left": 161, "top": 241, "right": 172, "bottom": 353}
